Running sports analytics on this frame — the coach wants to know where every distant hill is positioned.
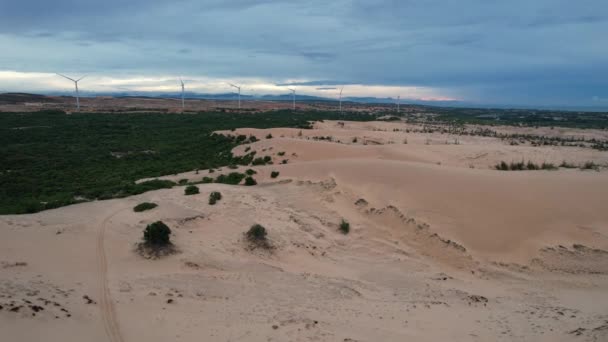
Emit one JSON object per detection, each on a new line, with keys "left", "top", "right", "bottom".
{"left": 0, "top": 93, "right": 61, "bottom": 104}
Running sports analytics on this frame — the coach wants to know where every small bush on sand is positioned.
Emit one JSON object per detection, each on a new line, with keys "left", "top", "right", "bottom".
{"left": 581, "top": 161, "right": 599, "bottom": 170}
{"left": 138, "top": 221, "right": 175, "bottom": 258}
{"left": 244, "top": 176, "right": 257, "bottom": 186}
{"left": 526, "top": 161, "right": 539, "bottom": 170}
{"left": 266, "top": 133, "right": 273, "bottom": 139}
{"left": 209, "top": 191, "right": 222, "bottom": 205}
{"left": 277, "top": 151, "right": 285, "bottom": 156}
{"left": 245, "top": 168, "right": 257, "bottom": 175}
{"left": 178, "top": 178, "right": 189, "bottom": 184}
{"left": 245, "top": 224, "right": 271, "bottom": 249}
{"left": 184, "top": 185, "right": 199, "bottom": 195}
{"left": 201, "top": 176, "right": 213, "bottom": 183}
{"left": 495, "top": 161, "right": 509, "bottom": 171}
{"left": 143, "top": 221, "right": 172, "bottom": 246}
{"left": 559, "top": 161, "right": 577, "bottom": 168}
{"left": 541, "top": 162, "right": 557, "bottom": 170}
{"left": 133, "top": 202, "right": 158, "bottom": 212}
{"left": 339, "top": 219, "right": 350, "bottom": 234}
{"left": 215, "top": 172, "right": 246, "bottom": 185}
{"left": 252, "top": 156, "right": 272, "bottom": 166}
{"left": 270, "top": 171, "right": 280, "bottom": 178}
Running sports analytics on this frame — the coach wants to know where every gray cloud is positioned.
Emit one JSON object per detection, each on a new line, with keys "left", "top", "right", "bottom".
{"left": 0, "top": 0, "right": 607, "bottom": 106}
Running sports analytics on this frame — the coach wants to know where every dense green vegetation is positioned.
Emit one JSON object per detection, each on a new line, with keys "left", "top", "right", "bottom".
{"left": 402, "top": 106, "right": 608, "bottom": 130}
{"left": 133, "top": 202, "right": 158, "bottom": 212}
{"left": 1, "top": 110, "right": 376, "bottom": 214}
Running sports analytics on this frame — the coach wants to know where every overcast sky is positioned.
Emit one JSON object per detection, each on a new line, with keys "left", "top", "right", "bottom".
{"left": 0, "top": 0, "right": 607, "bottom": 106}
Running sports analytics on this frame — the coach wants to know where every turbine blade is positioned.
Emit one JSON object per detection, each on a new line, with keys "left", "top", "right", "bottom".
{"left": 56, "top": 73, "right": 76, "bottom": 82}
{"left": 76, "top": 75, "right": 87, "bottom": 82}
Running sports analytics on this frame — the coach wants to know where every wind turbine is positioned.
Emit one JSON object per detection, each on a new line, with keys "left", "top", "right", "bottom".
{"left": 338, "top": 86, "right": 344, "bottom": 114}
{"left": 229, "top": 83, "right": 241, "bottom": 110}
{"left": 287, "top": 88, "right": 296, "bottom": 110}
{"left": 56, "top": 73, "right": 86, "bottom": 111}
{"left": 179, "top": 77, "right": 185, "bottom": 111}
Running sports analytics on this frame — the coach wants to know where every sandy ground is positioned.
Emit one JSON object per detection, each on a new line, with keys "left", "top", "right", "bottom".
{"left": 2, "top": 120, "right": 608, "bottom": 341}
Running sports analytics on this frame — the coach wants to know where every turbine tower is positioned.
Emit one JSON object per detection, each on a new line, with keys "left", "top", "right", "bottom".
{"left": 229, "top": 83, "right": 241, "bottom": 110}
{"left": 339, "top": 86, "right": 344, "bottom": 114}
{"left": 56, "top": 73, "right": 86, "bottom": 111}
{"left": 288, "top": 88, "right": 296, "bottom": 110}
{"left": 180, "top": 77, "right": 185, "bottom": 111}
{"left": 397, "top": 95, "right": 400, "bottom": 113}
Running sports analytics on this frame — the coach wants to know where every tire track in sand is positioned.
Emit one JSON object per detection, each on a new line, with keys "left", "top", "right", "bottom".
{"left": 97, "top": 210, "right": 126, "bottom": 342}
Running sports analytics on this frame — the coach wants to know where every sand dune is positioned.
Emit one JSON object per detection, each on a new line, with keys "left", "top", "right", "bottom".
{"left": 2, "top": 120, "right": 608, "bottom": 341}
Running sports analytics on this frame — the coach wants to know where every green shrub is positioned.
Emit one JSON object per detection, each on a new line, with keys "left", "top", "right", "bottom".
{"left": 245, "top": 169, "right": 257, "bottom": 175}
{"left": 246, "top": 224, "right": 269, "bottom": 248}
{"left": 209, "top": 191, "right": 222, "bottom": 205}
{"left": 201, "top": 176, "right": 214, "bottom": 183}
{"left": 277, "top": 151, "right": 285, "bottom": 156}
{"left": 252, "top": 155, "right": 272, "bottom": 165}
{"left": 178, "top": 178, "right": 189, "bottom": 184}
{"left": 495, "top": 161, "right": 509, "bottom": 171}
{"left": 559, "top": 161, "right": 577, "bottom": 168}
{"left": 143, "top": 221, "right": 172, "bottom": 246}
{"left": 281, "top": 159, "right": 288, "bottom": 164}
{"left": 208, "top": 168, "right": 215, "bottom": 173}
{"left": 270, "top": 171, "right": 280, "bottom": 178}
{"left": 510, "top": 161, "right": 525, "bottom": 171}
{"left": 251, "top": 157, "right": 266, "bottom": 165}
{"left": 339, "top": 219, "right": 350, "bottom": 234}
{"left": 215, "top": 172, "right": 246, "bottom": 185}
{"left": 581, "top": 161, "right": 599, "bottom": 170}
{"left": 266, "top": 133, "right": 273, "bottom": 139}
{"left": 244, "top": 176, "right": 257, "bottom": 186}
{"left": 228, "top": 164, "right": 238, "bottom": 169}
{"left": 526, "top": 161, "right": 539, "bottom": 170}
{"left": 184, "top": 185, "right": 199, "bottom": 195}
{"left": 541, "top": 162, "right": 557, "bottom": 170}
{"left": 133, "top": 202, "right": 158, "bottom": 212}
